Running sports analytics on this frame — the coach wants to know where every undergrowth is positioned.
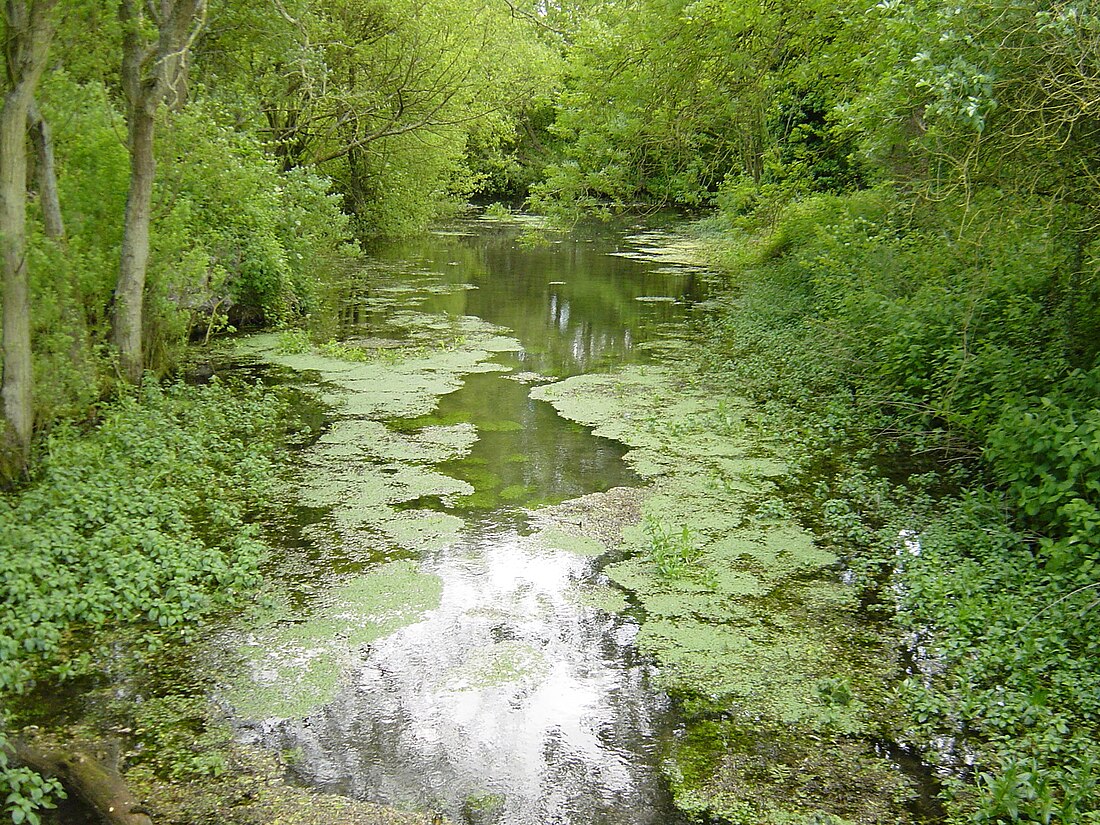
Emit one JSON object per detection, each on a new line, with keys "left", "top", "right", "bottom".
{"left": 0, "top": 378, "right": 289, "bottom": 823}
{"left": 695, "top": 188, "right": 1100, "bottom": 823}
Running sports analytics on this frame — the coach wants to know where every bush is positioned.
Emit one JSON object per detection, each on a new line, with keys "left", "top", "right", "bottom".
{"left": 155, "top": 103, "right": 357, "bottom": 328}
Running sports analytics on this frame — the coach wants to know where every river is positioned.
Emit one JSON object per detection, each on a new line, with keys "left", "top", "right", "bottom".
{"left": 224, "top": 215, "right": 709, "bottom": 824}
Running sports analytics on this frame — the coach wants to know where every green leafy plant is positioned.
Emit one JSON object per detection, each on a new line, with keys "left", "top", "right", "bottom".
{"left": 482, "top": 202, "right": 511, "bottom": 219}
{"left": 0, "top": 378, "right": 293, "bottom": 819}
{"left": 0, "top": 736, "right": 65, "bottom": 825}
{"left": 277, "top": 328, "right": 313, "bottom": 354}
{"left": 645, "top": 518, "right": 703, "bottom": 579}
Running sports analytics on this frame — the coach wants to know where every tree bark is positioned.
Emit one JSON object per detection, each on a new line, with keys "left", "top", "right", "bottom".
{"left": 11, "top": 739, "right": 153, "bottom": 825}
{"left": 0, "top": 83, "right": 34, "bottom": 472}
{"left": 0, "top": 0, "right": 57, "bottom": 476}
{"left": 30, "top": 97, "right": 94, "bottom": 369}
{"left": 112, "top": 107, "right": 155, "bottom": 384}
{"left": 27, "top": 98, "right": 62, "bottom": 240}
{"left": 111, "top": 0, "right": 207, "bottom": 384}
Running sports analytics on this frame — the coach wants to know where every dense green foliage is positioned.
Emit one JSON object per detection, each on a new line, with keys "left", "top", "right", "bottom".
{"left": 531, "top": 0, "right": 869, "bottom": 217}
{"left": 194, "top": 0, "right": 559, "bottom": 233}
{"left": 2, "top": 0, "right": 557, "bottom": 464}
{"left": 523, "top": 0, "right": 1100, "bottom": 821}
{"left": 0, "top": 380, "right": 284, "bottom": 694}
{"left": 12, "top": 68, "right": 357, "bottom": 438}
{"left": 0, "top": 379, "right": 288, "bottom": 822}
{"left": 3, "top": 0, "right": 1099, "bottom": 821}
{"left": 0, "top": 0, "right": 555, "bottom": 819}
{"left": 696, "top": 192, "right": 1100, "bottom": 821}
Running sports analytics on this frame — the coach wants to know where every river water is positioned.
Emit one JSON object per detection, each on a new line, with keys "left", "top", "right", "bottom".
{"left": 233, "top": 216, "right": 708, "bottom": 824}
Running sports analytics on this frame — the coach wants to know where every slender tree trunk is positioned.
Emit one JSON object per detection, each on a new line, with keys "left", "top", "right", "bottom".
{"left": 27, "top": 98, "right": 62, "bottom": 240}
{"left": 110, "top": 0, "right": 206, "bottom": 383}
{"left": 30, "top": 97, "right": 91, "bottom": 368}
{"left": 9, "top": 739, "right": 153, "bottom": 825}
{"left": 0, "top": 84, "right": 34, "bottom": 472}
{"left": 0, "top": 0, "right": 58, "bottom": 475}
{"left": 111, "top": 108, "right": 155, "bottom": 384}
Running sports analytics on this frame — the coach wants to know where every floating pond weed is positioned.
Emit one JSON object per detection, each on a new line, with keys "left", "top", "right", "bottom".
{"left": 535, "top": 363, "right": 916, "bottom": 821}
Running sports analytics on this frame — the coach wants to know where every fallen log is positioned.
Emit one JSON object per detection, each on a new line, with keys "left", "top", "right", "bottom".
{"left": 9, "top": 738, "right": 152, "bottom": 825}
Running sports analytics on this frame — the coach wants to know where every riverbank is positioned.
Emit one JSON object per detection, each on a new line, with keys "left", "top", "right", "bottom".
{"left": 682, "top": 205, "right": 1100, "bottom": 824}
{"left": 1, "top": 327, "right": 483, "bottom": 825}
{"left": 0, "top": 378, "right": 306, "bottom": 823}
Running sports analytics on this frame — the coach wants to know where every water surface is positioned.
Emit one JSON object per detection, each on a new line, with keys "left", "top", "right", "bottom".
{"left": 237, "top": 217, "right": 706, "bottom": 824}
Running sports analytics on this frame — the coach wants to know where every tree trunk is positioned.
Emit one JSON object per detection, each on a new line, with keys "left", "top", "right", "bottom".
{"left": 11, "top": 739, "right": 153, "bottom": 825}
{"left": 27, "top": 98, "right": 63, "bottom": 240}
{"left": 111, "top": 108, "right": 156, "bottom": 384}
{"left": 111, "top": 0, "right": 207, "bottom": 384}
{"left": 0, "top": 83, "right": 35, "bottom": 473}
{"left": 30, "top": 97, "right": 92, "bottom": 369}
{"left": 0, "top": 0, "right": 58, "bottom": 476}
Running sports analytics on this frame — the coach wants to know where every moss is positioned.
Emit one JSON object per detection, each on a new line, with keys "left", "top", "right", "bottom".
{"left": 452, "top": 490, "right": 502, "bottom": 510}
{"left": 664, "top": 718, "right": 913, "bottom": 825}
{"left": 128, "top": 736, "right": 443, "bottom": 825}
{"left": 498, "top": 484, "right": 533, "bottom": 501}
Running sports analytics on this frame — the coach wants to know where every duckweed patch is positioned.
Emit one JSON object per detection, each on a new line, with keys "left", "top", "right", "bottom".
{"left": 226, "top": 561, "right": 442, "bottom": 719}
{"left": 226, "top": 310, "right": 525, "bottom": 721}
{"left": 535, "top": 526, "right": 607, "bottom": 557}
{"left": 236, "top": 311, "right": 522, "bottom": 561}
{"left": 533, "top": 364, "right": 918, "bottom": 822}
{"left": 380, "top": 510, "right": 465, "bottom": 549}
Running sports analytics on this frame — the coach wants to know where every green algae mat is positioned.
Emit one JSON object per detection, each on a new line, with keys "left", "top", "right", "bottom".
{"left": 224, "top": 316, "right": 522, "bottom": 718}
{"left": 532, "top": 365, "right": 918, "bottom": 825}
{"left": 226, "top": 305, "right": 919, "bottom": 823}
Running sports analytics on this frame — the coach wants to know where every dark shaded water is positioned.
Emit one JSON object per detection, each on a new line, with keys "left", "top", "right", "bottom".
{"left": 237, "top": 217, "right": 707, "bottom": 823}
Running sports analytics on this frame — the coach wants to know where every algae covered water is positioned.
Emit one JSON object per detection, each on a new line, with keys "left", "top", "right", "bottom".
{"left": 224, "top": 216, "right": 707, "bottom": 824}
